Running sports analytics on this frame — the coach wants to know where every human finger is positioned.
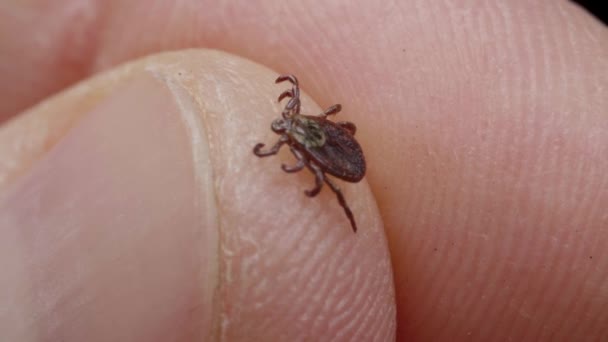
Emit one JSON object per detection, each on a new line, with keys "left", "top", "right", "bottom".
{"left": 0, "top": 50, "right": 395, "bottom": 341}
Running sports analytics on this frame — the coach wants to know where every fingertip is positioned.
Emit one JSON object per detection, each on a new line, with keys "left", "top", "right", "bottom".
{"left": 0, "top": 49, "right": 396, "bottom": 340}
{"left": 195, "top": 58, "right": 395, "bottom": 340}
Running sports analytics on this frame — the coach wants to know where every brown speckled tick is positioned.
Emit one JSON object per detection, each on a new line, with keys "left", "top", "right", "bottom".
{"left": 253, "top": 74, "right": 366, "bottom": 232}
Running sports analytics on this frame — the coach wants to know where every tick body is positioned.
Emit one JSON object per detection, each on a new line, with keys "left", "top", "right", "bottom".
{"left": 253, "top": 74, "right": 366, "bottom": 232}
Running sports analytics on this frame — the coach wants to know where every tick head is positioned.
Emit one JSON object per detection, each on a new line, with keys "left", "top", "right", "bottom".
{"left": 271, "top": 118, "right": 288, "bottom": 134}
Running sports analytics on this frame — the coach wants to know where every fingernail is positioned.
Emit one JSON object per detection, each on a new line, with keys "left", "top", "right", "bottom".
{"left": 0, "top": 74, "right": 218, "bottom": 340}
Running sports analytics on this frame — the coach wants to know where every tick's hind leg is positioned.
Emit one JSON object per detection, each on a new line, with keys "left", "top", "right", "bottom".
{"left": 320, "top": 104, "right": 342, "bottom": 118}
{"left": 253, "top": 136, "right": 287, "bottom": 157}
{"left": 324, "top": 177, "right": 357, "bottom": 232}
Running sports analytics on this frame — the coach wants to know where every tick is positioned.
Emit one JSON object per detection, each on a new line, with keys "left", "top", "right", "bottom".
{"left": 253, "top": 74, "right": 366, "bottom": 232}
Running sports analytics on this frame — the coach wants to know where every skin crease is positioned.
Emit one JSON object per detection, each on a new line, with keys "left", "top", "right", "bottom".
{"left": 0, "top": 1, "right": 607, "bottom": 341}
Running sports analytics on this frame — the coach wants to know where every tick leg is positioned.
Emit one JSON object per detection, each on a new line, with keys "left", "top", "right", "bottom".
{"left": 336, "top": 121, "right": 357, "bottom": 135}
{"left": 282, "top": 159, "right": 305, "bottom": 173}
{"left": 253, "top": 136, "right": 287, "bottom": 157}
{"left": 282, "top": 96, "right": 301, "bottom": 118}
{"left": 281, "top": 147, "right": 306, "bottom": 173}
{"left": 276, "top": 74, "right": 299, "bottom": 87}
{"left": 324, "top": 177, "right": 357, "bottom": 233}
{"left": 305, "top": 163, "right": 325, "bottom": 197}
{"left": 278, "top": 89, "right": 293, "bottom": 103}
{"left": 320, "top": 104, "right": 342, "bottom": 118}
{"left": 276, "top": 75, "right": 301, "bottom": 117}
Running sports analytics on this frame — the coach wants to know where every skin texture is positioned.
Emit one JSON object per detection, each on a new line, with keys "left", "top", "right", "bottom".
{"left": 0, "top": 1, "right": 607, "bottom": 341}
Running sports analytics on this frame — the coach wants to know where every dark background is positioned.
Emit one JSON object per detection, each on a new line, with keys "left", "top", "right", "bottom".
{"left": 572, "top": 0, "right": 607, "bottom": 25}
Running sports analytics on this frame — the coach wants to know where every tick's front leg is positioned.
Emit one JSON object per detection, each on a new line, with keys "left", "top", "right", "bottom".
{"left": 276, "top": 74, "right": 299, "bottom": 87}
{"left": 253, "top": 135, "right": 288, "bottom": 157}
{"left": 282, "top": 97, "right": 301, "bottom": 118}
{"left": 277, "top": 89, "right": 294, "bottom": 103}
{"left": 276, "top": 75, "right": 301, "bottom": 117}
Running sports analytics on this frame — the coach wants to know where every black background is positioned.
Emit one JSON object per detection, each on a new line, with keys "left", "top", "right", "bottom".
{"left": 572, "top": 0, "right": 607, "bottom": 25}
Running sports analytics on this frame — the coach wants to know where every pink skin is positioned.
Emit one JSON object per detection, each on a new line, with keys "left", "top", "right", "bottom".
{"left": 1, "top": 1, "right": 607, "bottom": 341}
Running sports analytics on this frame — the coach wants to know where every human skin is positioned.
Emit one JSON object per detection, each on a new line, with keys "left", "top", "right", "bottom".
{"left": 0, "top": 1, "right": 607, "bottom": 341}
